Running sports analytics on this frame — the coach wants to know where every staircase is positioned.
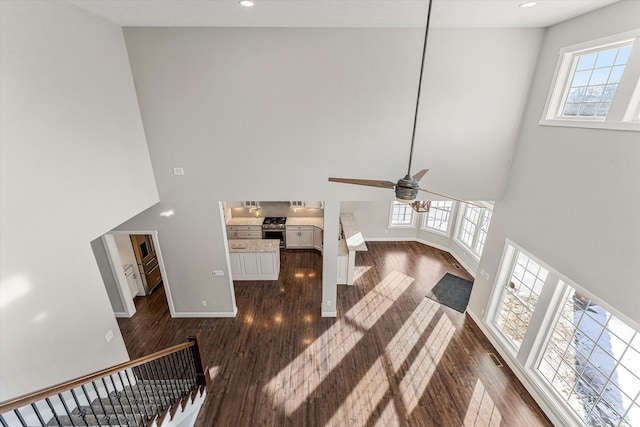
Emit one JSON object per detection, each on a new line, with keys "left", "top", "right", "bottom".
{"left": 0, "top": 335, "right": 208, "bottom": 427}
{"left": 44, "top": 379, "right": 203, "bottom": 427}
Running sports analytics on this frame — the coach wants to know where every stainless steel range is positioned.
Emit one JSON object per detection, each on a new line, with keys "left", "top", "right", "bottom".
{"left": 262, "top": 217, "right": 286, "bottom": 248}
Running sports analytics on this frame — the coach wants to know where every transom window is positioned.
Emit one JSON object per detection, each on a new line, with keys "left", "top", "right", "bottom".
{"left": 455, "top": 204, "right": 492, "bottom": 258}
{"left": 541, "top": 30, "right": 640, "bottom": 131}
{"left": 562, "top": 45, "right": 631, "bottom": 118}
{"left": 421, "top": 201, "right": 454, "bottom": 235}
{"left": 389, "top": 202, "right": 416, "bottom": 228}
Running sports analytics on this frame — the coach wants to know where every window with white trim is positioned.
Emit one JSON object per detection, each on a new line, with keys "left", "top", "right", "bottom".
{"left": 493, "top": 250, "right": 548, "bottom": 352}
{"left": 421, "top": 201, "right": 454, "bottom": 235}
{"left": 537, "top": 287, "right": 640, "bottom": 426}
{"left": 389, "top": 201, "right": 416, "bottom": 228}
{"left": 455, "top": 204, "right": 492, "bottom": 258}
{"left": 487, "top": 241, "right": 640, "bottom": 427}
{"left": 541, "top": 30, "right": 640, "bottom": 131}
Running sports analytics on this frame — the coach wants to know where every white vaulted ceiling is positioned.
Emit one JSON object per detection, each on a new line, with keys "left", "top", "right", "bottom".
{"left": 66, "top": 0, "right": 620, "bottom": 28}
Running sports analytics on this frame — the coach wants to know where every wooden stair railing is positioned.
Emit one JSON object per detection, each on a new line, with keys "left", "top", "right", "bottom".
{"left": 0, "top": 333, "right": 209, "bottom": 427}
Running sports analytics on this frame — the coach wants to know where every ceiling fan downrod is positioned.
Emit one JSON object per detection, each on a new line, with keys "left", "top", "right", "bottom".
{"left": 405, "top": 0, "right": 434, "bottom": 178}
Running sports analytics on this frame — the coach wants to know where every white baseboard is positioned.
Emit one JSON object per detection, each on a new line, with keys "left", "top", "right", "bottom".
{"left": 415, "top": 237, "right": 449, "bottom": 253}
{"left": 113, "top": 311, "right": 130, "bottom": 318}
{"left": 321, "top": 310, "right": 337, "bottom": 318}
{"left": 173, "top": 306, "right": 237, "bottom": 318}
{"left": 365, "top": 237, "right": 415, "bottom": 242}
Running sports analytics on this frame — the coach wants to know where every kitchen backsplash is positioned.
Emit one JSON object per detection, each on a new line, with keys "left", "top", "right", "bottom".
{"left": 230, "top": 201, "right": 323, "bottom": 218}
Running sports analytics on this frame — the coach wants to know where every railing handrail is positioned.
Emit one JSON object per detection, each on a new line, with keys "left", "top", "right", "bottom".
{"left": 0, "top": 339, "right": 197, "bottom": 414}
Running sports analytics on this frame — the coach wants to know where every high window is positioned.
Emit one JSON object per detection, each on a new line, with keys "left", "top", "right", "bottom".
{"left": 541, "top": 30, "right": 640, "bottom": 131}
{"left": 455, "top": 204, "right": 492, "bottom": 258}
{"left": 389, "top": 202, "right": 416, "bottom": 228}
{"left": 421, "top": 201, "right": 455, "bottom": 235}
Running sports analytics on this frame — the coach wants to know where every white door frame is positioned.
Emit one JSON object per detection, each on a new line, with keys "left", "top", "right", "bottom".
{"left": 101, "top": 234, "right": 136, "bottom": 317}
{"left": 103, "top": 230, "right": 177, "bottom": 318}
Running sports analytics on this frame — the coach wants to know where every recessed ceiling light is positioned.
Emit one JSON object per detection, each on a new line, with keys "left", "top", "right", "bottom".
{"left": 519, "top": 1, "right": 537, "bottom": 8}
{"left": 239, "top": 0, "right": 254, "bottom": 6}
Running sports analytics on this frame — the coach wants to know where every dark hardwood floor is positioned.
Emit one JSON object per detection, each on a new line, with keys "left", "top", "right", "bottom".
{"left": 118, "top": 242, "right": 552, "bottom": 427}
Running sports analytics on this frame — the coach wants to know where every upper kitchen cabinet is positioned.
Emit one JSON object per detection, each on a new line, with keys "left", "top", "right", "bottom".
{"left": 306, "top": 201, "right": 324, "bottom": 209}
{"left": 242, "top": 201, "right": 260, "bottom": 208}
{"left": 289, "top": 201, "right": 324, "bottom": 209}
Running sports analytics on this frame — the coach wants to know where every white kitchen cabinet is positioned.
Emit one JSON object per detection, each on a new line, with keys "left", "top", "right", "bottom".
{"left": 229, "top": 225, "right": 262, "bottom": 239}
{"left": 241, "top": 201, "right": 260, "bottom": 208}
{"left": 236, "top": 230, "right": 262, "bottom": 239}
{"left": 286, "top": 225, "right": 314, "bottom": 249}
{"left": 228, "top": 252, "right": 280, "bottom": 281}
{"left": 306, "top": 201, "right": 324, "bottom": 209}
{"left": 229, "top": 253, "right": 242, "bottom": 276}
{"left": 226, "top": 225, "right": 237, "bottom": 238}
{"left": 285, "top": 229, "right": 298, "bottom": 248}
{"left": 290, "top": 201, "right": 305, "bottom": 208}
{"left": 313, "top": 227, "right": 323, "bottom": 253}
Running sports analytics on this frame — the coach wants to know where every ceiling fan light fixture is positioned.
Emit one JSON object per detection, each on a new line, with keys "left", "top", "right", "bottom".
{"left": 410, "top": 201, "right": 431, "bottom": 213}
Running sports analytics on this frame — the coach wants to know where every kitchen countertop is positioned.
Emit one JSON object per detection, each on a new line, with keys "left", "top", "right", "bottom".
{"left": 226, "top": 217, "right": 264, "bottom": 226}
{"left": 340, "top": 213, "right": 368, "bottom": 252}
{"left": 228, "top": 239, "right": 280, "bottom": 253}
{"left": 285, "top": 217, "right": 324, "bottom": 229}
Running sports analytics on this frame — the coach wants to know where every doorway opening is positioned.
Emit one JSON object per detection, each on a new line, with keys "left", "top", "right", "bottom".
{"left": 94, "top": 230, "right": 176, "bottom": 318}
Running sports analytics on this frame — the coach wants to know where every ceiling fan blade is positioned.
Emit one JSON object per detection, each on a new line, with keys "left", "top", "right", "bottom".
{"left": 412, "top": 169, "right": 429, "bottom": 182}
{"left": 329, "top": 177, "right": 395, "bottom": 189}
{"left": 418, "top": 187, "right": 483, "bottom": 208}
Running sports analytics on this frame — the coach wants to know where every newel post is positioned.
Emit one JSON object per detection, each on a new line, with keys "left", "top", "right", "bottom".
{"left": 187, "top": 331, "right": 210, "bottom": 390}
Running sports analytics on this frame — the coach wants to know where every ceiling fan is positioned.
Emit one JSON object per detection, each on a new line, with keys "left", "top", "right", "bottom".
{"left": 328, "top": 0, "right": 479, "bottom": 212}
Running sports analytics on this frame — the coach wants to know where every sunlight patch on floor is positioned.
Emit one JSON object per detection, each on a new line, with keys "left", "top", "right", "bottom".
{"left": 386, "top": 298, "right": 439, "bottom": 372}
{"left": 352, "top": 265, "right": 373, "bottom": 282}
{"left": 399, "top": 314, "right": 456, "bottom": 414}
{"left": 263, "top": 319, "right": 364, "bottom": 415}
{"left": 345, "top": 270, "right": 414, "bottom": 330}
{"left": 264, "top": 271, "right": 412, "bottom": 416}
{"left": 326, "top": 358, "right": 388, "bottom": 427}
{"left": 463, "top": 379, "right": 502, "bottom": 427}
{"left": 374, "top": 400, "right": 401, "bottom": 427}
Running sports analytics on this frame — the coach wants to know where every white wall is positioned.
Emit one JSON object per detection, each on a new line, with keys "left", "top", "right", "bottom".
{"left": 470, "top": 0, "right": 640, "bottom": 327}
{"left": 117, "top": 26, "right": 542, "bottom": 317}
{"left": 0, "top": 1, "right": 159, "bottom": 400}
{"left": 91, "top": 238, "right": 125, "bottom": 313}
